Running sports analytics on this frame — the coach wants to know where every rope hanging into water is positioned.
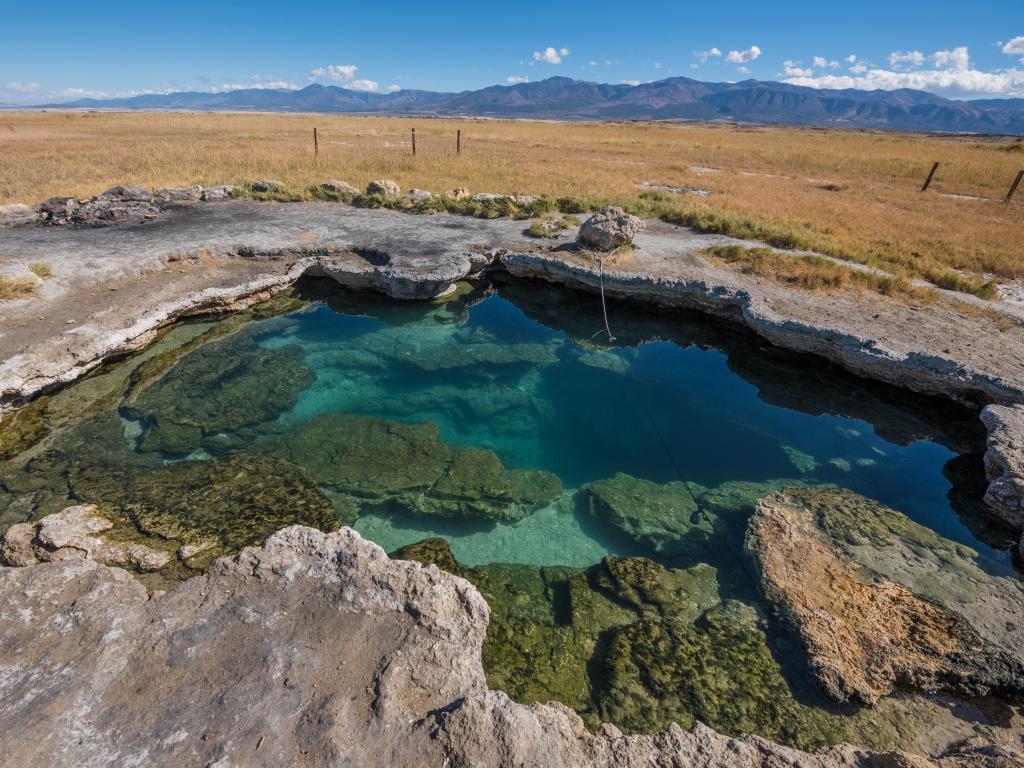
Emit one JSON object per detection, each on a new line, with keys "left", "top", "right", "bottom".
{"left": 593, "top": 256, "right": 616, "bottom": 343}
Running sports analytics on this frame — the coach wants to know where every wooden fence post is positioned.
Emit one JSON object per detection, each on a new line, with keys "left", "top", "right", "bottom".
{"left": 412, "top": 128, "right": 416, "bottom": 155}
{"left": 457, "top": 129, "right": 461, "bottom": 156}
{"left": 1008, "top": 169, "right": 1024, "bottom": 202}
{"left": 920, "top": 162, "right": 939, "bottom": 192}
{"left": 313, "top": 127, "right": 319, "bottom": 158}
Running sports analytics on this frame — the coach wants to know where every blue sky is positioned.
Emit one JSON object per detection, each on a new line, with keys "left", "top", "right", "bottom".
{"left": 2, "top": 1, "right": 1023, "bottom": 103}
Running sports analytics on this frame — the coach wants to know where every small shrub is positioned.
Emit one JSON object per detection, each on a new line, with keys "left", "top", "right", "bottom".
{"left": 0, "top": 274, "right": 38, "bottom": 300}
{"left": 28, "top": 261, "right": 54, "bottom": 279}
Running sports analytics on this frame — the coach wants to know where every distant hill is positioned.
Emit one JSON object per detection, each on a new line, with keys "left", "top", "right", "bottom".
{"left": 36, "top": 76, "right": 1024, "bottom": 135}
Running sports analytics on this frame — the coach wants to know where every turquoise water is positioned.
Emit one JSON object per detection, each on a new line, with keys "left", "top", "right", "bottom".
{"left": 232, "top": 277, "right": 1006, "bottom": 573}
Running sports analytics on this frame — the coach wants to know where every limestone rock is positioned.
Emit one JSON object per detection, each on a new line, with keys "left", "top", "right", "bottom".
{"left": 321, "top": 179, "right": 359, "bottom": 195}
{"left": 405, "top": 188, "right": 433, "bottom": 202}
{"left": 980, "top": 404, "right": 1024, "bottom": 529}
{"left": 0, "top": 203, "right": 43, "bottom": 228}
{"left": 34, "top": 196, "right": 79, "bottom": 223}
{"left": 746, "top": 488, "right": 1024, "bottom": 706}
{"left": 577, "top": 206, "right": 645, "bottom": 251}
{"left": 154, "top": 185, "right": 203, "bottom": 203}
{"left": 200, "top": 184, "right": 237, "bottom": 200}
{"left": 0, "top": 504, "right": 172, "bottom": 571}
{"left": 0, "top": 526, "right": 1019, "bottom": 766}
{"left": 71, "top": 194, "right": 160, "bottom": 227}
{"left": 367, "top": 179, "right": 401, "bottom": 196}
{"left": 251, "top": 179, "right": 284, "bottom": 193}
{"left": 99, "top": 184, "right": 153, "bottom": 202}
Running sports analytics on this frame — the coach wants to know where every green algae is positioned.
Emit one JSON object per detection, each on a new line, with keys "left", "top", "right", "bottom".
{"left": 266, "top": 412, "right": 562, "bottom": 522}
{"left": 126, "top": 332, "right": 315, "bottom": 455}
{"left": 390, "top": 538, "right": 844, "bottom": 749}
{"left": 0, "top": 397, "right": 50, "bottom": 460}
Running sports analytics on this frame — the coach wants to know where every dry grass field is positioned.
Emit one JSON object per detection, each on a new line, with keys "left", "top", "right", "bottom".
{"left": 2, "top": 110, "right": 1022, "bottom": 296}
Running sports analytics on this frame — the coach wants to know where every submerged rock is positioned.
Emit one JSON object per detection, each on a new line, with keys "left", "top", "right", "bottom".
{"left": 581, "top": 472, "right": 707, "bottom": 556}
{"left": 266, "top": 413, "right": 562, "bottom": 522}
{"left": 0, "top": 504, "right": 171, "bottom": 571}
{"left": 126, "top": 332, "right": 315, "bottom": 454}
{"left": 69, "top": 454, "right": 338, "bottom": 568}
{"left": 980, "top": 404, "right": 1024, "bottom": 530}
{"left": 746, "top": 487, "right": 1024, "bottom": 706}
{"left": 392, "top": 539, "right": 843, "bottom": 750}
{"left": 0, "top": 396, "right": 50, "bottom": 460}
{"left": 577, "top": 206, "right": 645, "bottom": 251}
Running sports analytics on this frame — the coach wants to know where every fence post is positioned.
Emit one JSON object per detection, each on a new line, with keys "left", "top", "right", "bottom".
{"left": 1008, "top": 169, "right": 1024, "bottom": 202}
{"left": 457, "top": 129, "right": 461, "bottom": 156}
{"left": 920, "top": 161, "right": 939, "bottom": 192}
{"left": 412, "top": 128, "right": 416, "bottom": 156}
{"left": 313, "top": 127, "right": 319, "bottom": 158}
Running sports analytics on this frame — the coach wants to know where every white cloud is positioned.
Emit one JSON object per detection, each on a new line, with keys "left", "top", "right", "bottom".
{"left": 1, "top": 81, "right": 41, "bottom": 94}
{"left": 622, "top": 79, "right": 641, "bottom": 86}
{"left": 694, "top": 47, "right": 722, "bottom": 63}
{"left": 932, "top": 46, "right": 969, "bottom": 72}
{"left": 210, "top": 75, "right": 299, "bottom": 92}
{"left": 348, "top": 79, "right": 378, "bottom": 92}
{"left": 783, "top": 46, "right": 1024, "bottom": 97}
{"left": 506, "top": 75, "right": 529, "bottom": 84}
{"left": 846, "top": 55, "right": 858, "bottom": 64}
{"left": 588, "top": 60, "right": 597, "bottom": 67}
{"left": 888, "top": 50, "right": 926, "bottom": 69}
{"left": 783, "top": 61, "right": 813, "bottom": 77}
{"left": 1004, "top": 35, "right": 1024, "bottom": 62}
{"left": 533, "top": 46, "right": 568, "bottom": 64}
{"left": 386, "top": 84, "right": 400, "bottom": 92}
{"left": 726, "top": 46, "right": 762, "bottom": 64}
{"left": 736, "top": 66, "right": 751, "bottom": 74}
{"left": 308, "top": 64, "right": 358, "bottom": 82}
{"left": 813, "top": 56, "right": 839, "bottom": 69}
{"left": 654, "top": 62, "right": 662, "bottom": 69}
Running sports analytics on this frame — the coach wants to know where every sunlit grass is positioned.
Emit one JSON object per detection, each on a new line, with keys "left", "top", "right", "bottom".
{"left": 28, "top": 261, "right": 54, "bottom": 279}
{"left": 0, "top": 274, "right": 38, "bottom": 300}
{"left": 1, "top": 111, "right": 1021, "bottom": 296}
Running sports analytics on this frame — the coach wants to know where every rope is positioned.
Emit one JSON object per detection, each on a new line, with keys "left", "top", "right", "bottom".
{"left": 595, "top": 257, "right": 616, "bottom": 343}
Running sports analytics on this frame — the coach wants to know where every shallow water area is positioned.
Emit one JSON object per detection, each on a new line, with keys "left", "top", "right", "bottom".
{"left": 1, "top": 276, "right": 1020, "bottom": 753}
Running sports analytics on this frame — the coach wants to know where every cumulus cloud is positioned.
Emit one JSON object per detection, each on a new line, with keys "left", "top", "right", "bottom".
{"left": 888, "top": 50, "right": 926, "bottom": 69}
{"left": 309, "top": 64, "right": 358, "bottom": 82}
{"left": 210, "top": 75, "right": 299, "bottom": 92}
{"left": 1005, "top": 35, "right": 1024, "bottom": 62}
{"left": 783, "top": 61, "right": 813, "bottom": 77}
{"left": 846, "top": 54, "right": 858, "bottom": 64}
{"left": 694, "top": 48, "right": 722, "bottom": 63}
{"left": 783, "top": 46, "right": 1024, "bottom": 97}
{"left": 386, "top": 84, "right": 401, "bottom": 92}
{"left": 621, "top": 79, "right": 641, "bottom": 86}
{"left": 726, "top": 46, "right": 762, "bottom": 64}
{"left": 506, "top": 75, "right": 529, "bottom": 84}
{"left": 348, "top": 79, "right": 378, "bottom": 92}
{"left": 813, "top": 56, "right": 839, "bottom": 69}
{"left": 533, "top": 47, "right": 569, "bottom": 64}
{"left": 2, "top": 81, "right": 41, "bottom": 94}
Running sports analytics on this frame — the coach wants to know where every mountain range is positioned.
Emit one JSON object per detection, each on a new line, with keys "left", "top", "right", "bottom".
{"left": 34, "top": 76, "right": 1024, "bottom": 135}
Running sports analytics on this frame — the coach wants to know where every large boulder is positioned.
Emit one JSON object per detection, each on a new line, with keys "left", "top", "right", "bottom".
{"left": 321, "top": 179, "right": 359, "bottom": 196}
{"left": 200, "top": 184, "right": 237, "bottom": 201}
{"left": 0, "top": 203, "right": 43, "bottom": 228}
{"left": 70, "top": 187, "right": 160, "bottom": 227}
{"left": 99, "top": 184, "right": 153, "bottom": 202}
{"left": 746, "top": 487, "right": 1024, "bottom": 706}
{"left": 577, "top": 206, "right": 645, "bottom": 251}
{"left": 34, "top": 196, "right": 79, "bottom": 223}
{"left": 367, "top": 179, "right": 401, "bottom": 196}
{"left": 980, "top": 404, "right": 1024, "bottom": 529}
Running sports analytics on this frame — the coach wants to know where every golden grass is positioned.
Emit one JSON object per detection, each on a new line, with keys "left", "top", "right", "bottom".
{"left": 0, "top": 274, "right": 38, "bottom": 300}
{"left": 1, "top": 111, "right": 1022, "bottom": 293}
{"left": 27, "top": 261, "right": 53, "bottom": 279}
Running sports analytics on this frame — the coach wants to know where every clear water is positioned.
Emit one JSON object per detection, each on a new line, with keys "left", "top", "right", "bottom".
{"left": 234, "top": 279, "right": 1007, "bottom": 574}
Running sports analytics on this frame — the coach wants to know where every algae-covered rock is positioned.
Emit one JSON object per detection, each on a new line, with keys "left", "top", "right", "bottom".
{"left": 746, "top": 487, "right": 1024, "bottom": 707}
{"left": 0, "top": 397, "right": 50, "bottom": 460}
{"left": 390, "top": 539, "right": 843, "bottom": 749}
{"left": 267, "top": 413, "right": 561, "bottom": 522}
{"left": 581, "top": 473, "right": 707, "bottom": 556}
{"left": 126, "top": 333, "right": 315, "bottom": 454}
{"left": 69, "top": 454, "right": 338, "bottom": 568}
